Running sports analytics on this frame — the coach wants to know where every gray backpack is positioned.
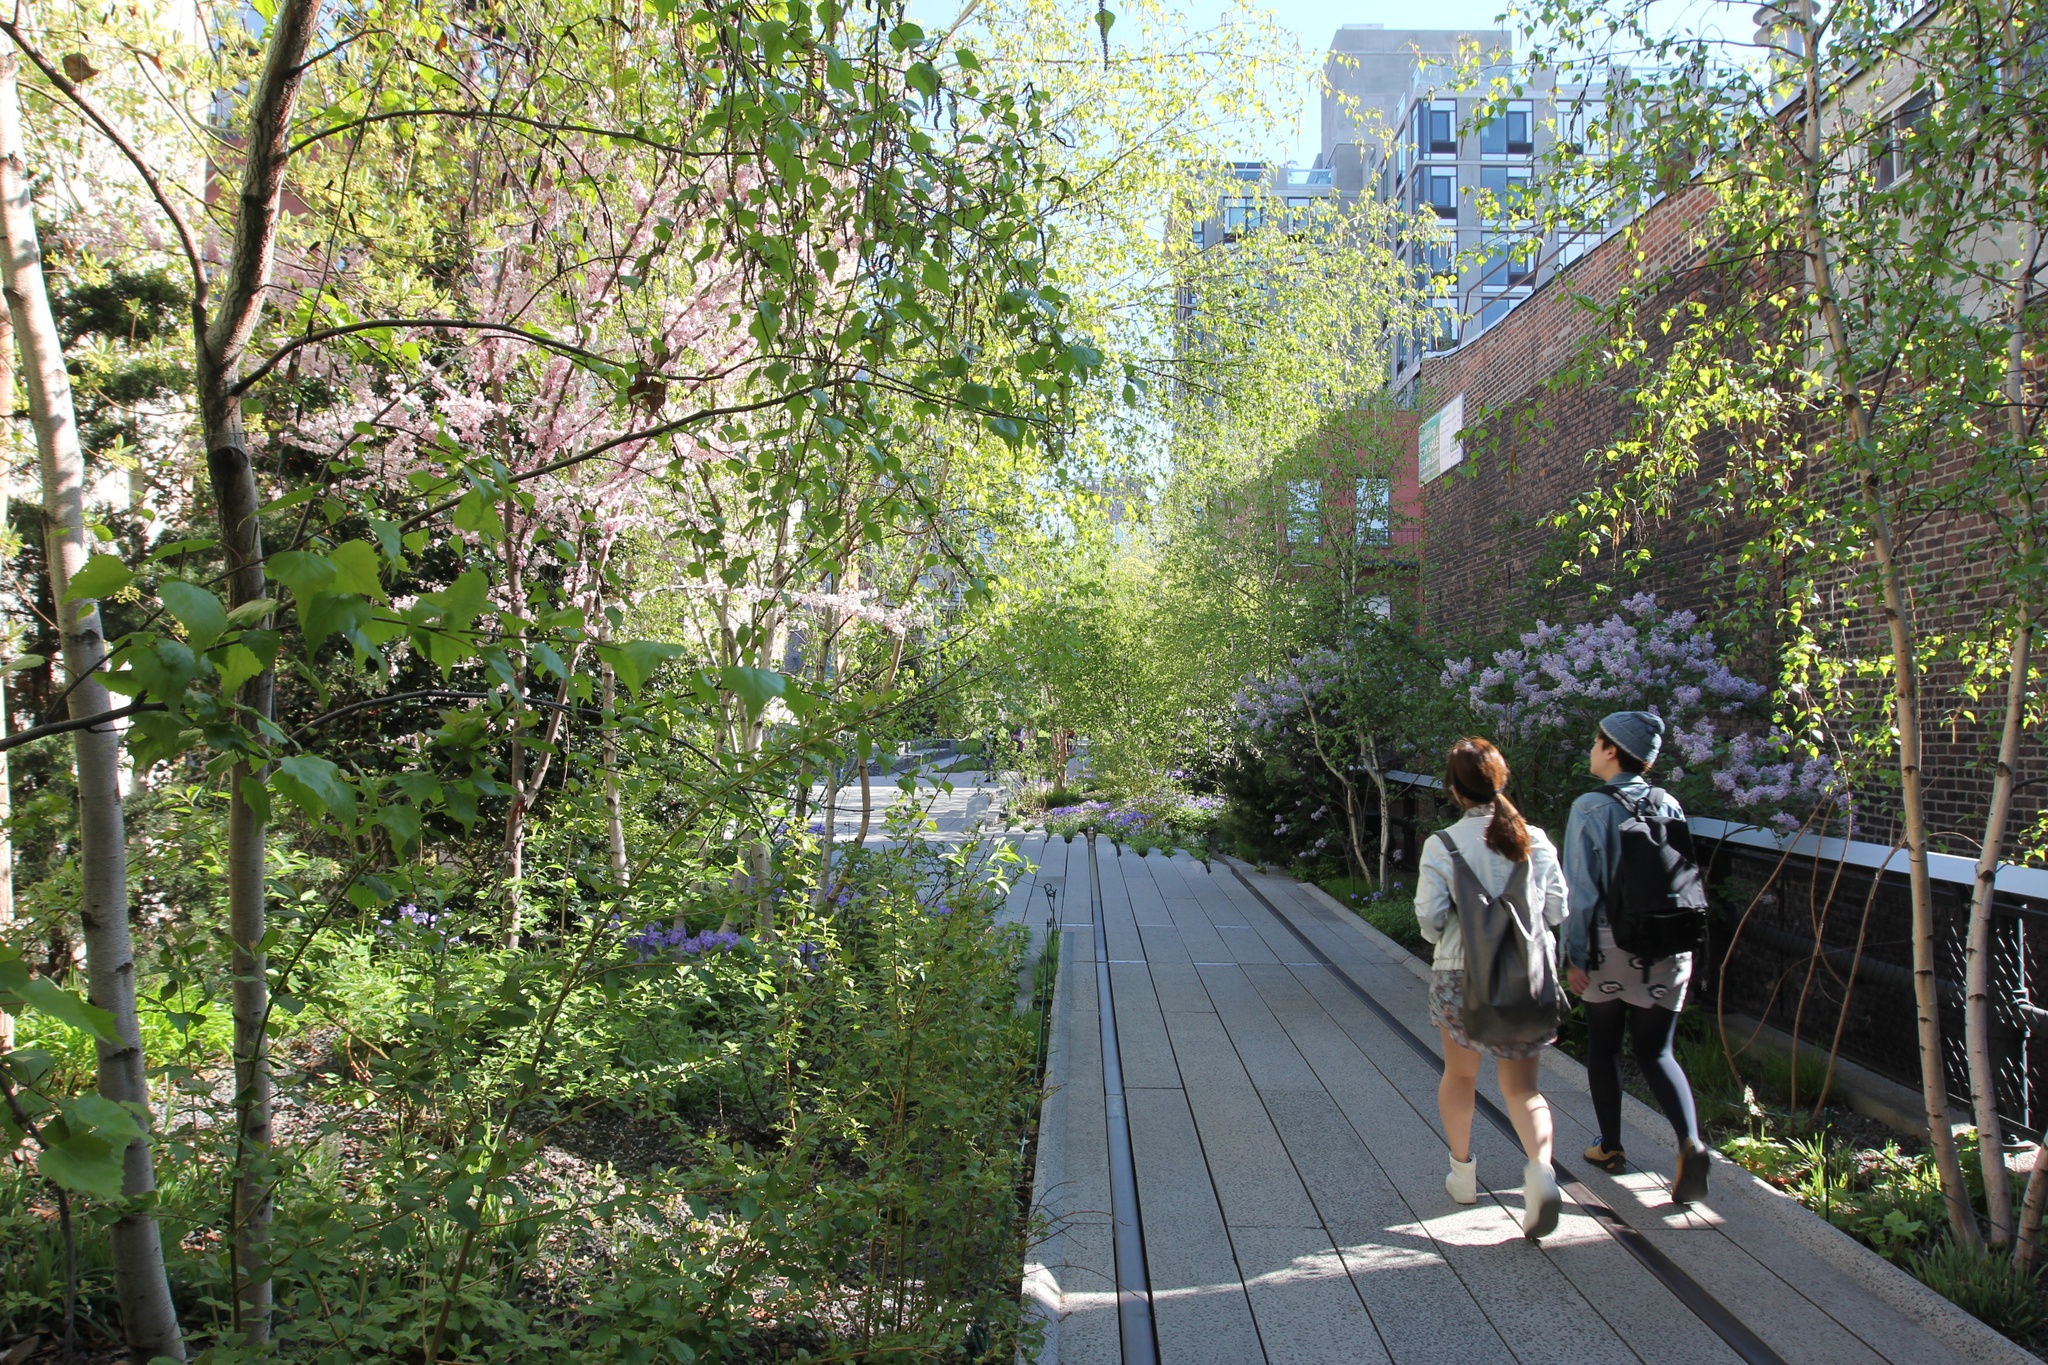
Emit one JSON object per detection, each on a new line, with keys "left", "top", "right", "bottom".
{"left": 1435, "top": 832, "right": 1566, "bottom": 1046}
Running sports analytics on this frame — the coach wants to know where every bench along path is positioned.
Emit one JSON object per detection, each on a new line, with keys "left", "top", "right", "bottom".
{"left": 1014, "top": 838, "right": 2037, "bottom": 1365}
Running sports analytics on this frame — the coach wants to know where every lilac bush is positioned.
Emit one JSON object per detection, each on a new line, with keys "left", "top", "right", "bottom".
{"left": 1443, "top": 594, "right": 1841, "bottom": 828}
{"left": 626, "top": 924, "right": 744, "bottom": 961}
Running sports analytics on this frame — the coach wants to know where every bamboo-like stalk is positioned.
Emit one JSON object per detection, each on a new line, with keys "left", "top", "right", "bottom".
{"left": 0, "top": 52, "right": 186, "bottom": 1360}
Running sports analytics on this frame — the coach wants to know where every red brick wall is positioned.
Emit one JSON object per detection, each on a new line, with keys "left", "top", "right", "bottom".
{"left": 1410, "top": 185, "right": 2041, "bottom": 855}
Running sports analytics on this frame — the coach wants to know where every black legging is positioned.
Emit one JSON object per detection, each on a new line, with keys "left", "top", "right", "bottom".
{"left": 1586, "top": 1000, "right": 1700, "bottom": 1151}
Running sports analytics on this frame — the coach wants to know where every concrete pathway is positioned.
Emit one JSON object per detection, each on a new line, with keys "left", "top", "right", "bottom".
{"left": 1009, "top": 837, "right": 2037, "bottom": 1365}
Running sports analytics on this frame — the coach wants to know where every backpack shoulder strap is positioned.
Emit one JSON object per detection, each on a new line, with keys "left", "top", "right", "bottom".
{"left": 1603, "top": 787, "right": 1646, "bottom": 818}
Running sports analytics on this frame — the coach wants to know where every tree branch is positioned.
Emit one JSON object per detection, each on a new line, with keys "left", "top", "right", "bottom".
{"left": 0, "top": 701, "right": 164, "bottom": 754}
{"left": 229, "top": 317, "right": 738, "bottom": 397}
{"left": 0, "top": 27, "right": 203, "bottom": 288}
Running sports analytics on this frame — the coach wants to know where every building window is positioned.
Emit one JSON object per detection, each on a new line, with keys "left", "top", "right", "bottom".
{"left": 1366, "top": 594, "right": 1393, "bottom": 619}
{"left": 1479, "top": 165, "right": 1532, "bottom": 223}
{"left": 1480, "top": 232, "right": 1535, "bottom": 286}
{"left": 1355, "top": 477, "right": 1392, "bottom": 545}
{"left": 1479, "top": 101, "right": 1534, "bottom": 157}
{"left": 1480, "top": 295, "right": 1514, "bottom": 331}
{"left": 1428, "top": 100, "right": 1458, "bottom": 156}
{"left": 1425, "top": 236, "right": 1455, "bottom": 282}
{"left": 1872, "top": 90, "right": 1931, "bottom": 189}
{"left": 1429, "top": 169, "right": 1458, "bottom": 219}
{"left": 1191, "top": 220, "right": 1207, "bottom": 248}
{"left": 1223, "top": 198, "right": 1263, "bottom": 237}
{"left": 1559, "top": 99, "right": 1603, "bottom": 157}
{"left": 1287, "top": 479, "right": 1320, "bottom": 546}
{"left": 1428, "top": 300, "right": 1460, "bottom": 351}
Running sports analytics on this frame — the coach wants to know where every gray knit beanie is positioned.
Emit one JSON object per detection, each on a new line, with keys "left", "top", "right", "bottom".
{"left": 1599, "top": 710, "right": 1665, "bottom": 766}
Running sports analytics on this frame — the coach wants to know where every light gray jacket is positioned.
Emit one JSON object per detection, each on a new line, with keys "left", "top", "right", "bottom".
{"left": 1413, "top": 805, "right": 1570, "bottom": 973}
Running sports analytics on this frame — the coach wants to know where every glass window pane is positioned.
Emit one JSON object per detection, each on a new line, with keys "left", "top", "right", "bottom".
{"left": 1355, "top": 476, "right": 1392, "bottom": 545}
{"left": 1479, "top": 116, "right": 1505, "bottom": 156}
{"left": 1287, "top": 480, "right": 1320, "bottom": 544}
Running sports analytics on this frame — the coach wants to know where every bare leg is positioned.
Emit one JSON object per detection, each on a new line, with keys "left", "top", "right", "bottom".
{"left": 1496, "top": 1054, "right": 1555, "bottom": 1168}
{"left": 1439, "top": 1027, "right": 1481, "bottom": 1161}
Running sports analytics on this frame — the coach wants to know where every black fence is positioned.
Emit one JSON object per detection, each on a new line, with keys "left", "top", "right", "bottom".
{"left": 1380, "top": 777, "right": 2048, "bottom": 1137}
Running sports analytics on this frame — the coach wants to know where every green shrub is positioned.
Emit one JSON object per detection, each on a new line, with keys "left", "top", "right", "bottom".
{"left": 1910, "top": 1243, "right": 2046, "bottom": 1342}
{"left": 1324, "top": 880, "right": 1424, "bottom": 953}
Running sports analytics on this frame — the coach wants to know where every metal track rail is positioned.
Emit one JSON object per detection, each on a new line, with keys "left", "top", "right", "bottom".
{"left": 1090, "top": 835, "right": 1160, "bottom": 1365}
{"left": 1226, "top": 863, "right": 1790, "bottom": 1365}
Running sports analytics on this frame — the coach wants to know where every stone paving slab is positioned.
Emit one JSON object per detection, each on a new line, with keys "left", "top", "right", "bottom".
{"left": 1027, "top": 838, "right": 2042, "bottom": 1365}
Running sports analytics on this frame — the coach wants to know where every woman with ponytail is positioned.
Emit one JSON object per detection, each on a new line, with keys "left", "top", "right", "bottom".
{"left": 1414, "top": 737, "right": 1571, "bottom": 1238}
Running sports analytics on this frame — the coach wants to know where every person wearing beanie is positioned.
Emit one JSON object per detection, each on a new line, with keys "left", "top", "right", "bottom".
{"left": 1562, "top": 709, "right": 1712, "bottom": 1205}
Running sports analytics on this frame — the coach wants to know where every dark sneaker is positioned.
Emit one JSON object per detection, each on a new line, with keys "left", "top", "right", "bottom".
{"left": 1583, "top": 1142, "right": 1627, "bottom": 1174}
{"left": 1673, "top": 1141, "right": 1711, "bottom": 1205}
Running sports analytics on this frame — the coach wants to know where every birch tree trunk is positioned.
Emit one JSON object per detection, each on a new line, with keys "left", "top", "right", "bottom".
{"left": 601, "top": 657, "right": 629, "bottom": 889}
{"left": 1994, "top": 221, "right": 2044, "bottom": 1264}
{"left": 0, "top": 306, "right": 14, "bottom": 1058}
{"left": 1797, "top": 39, "right": 1976, "bottom": 1244}
{"left": 0, "top": 53, "right": 186, "bottom": 1361}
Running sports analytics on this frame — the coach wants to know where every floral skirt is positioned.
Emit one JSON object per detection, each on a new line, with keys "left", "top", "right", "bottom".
{"left": 1429, "top": 969, "right": 1554, "bottom": 1060}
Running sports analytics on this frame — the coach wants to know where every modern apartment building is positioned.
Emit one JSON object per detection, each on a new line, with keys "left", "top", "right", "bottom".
{"left": 1321, "top": 25, "right": 1613, "bottom": 386}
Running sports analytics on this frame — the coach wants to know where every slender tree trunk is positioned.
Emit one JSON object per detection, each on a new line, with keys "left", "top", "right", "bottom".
{"left": 1797, "top": 36, "right": 1976, "bottom": 1246}
{"left": 1992, "top": 220, "right": 2045, "bottom": 1261}
{"left": 189, "top": 0, "right": 321, "bottom": 1339}
{"left": 1969, "top": 620, "right": 2029, "bottom": 1247}
{"left": 0, "top": 306, "right": 15, "bottom": 1057}
{"left": 601, "top": 657, "right": 628, "bottom": 889}
{"left": 0, "top": 55, "right": 186, "bottom": 1361}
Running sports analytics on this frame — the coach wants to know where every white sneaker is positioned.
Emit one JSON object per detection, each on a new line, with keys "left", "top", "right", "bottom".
{"left": 1446, "top": 1155, "right": 1477, "bottom": 1205}
{"left": 1522, "top": 1159, "right": 1562, "bottom": 1239}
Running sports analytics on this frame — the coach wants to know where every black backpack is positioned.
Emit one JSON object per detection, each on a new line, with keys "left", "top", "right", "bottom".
{"left": 1601, "top": 789, "right": 1709, "bottom": 961}
{"left": 1436, "top": 833, "right": 1567, "bottom": 1046}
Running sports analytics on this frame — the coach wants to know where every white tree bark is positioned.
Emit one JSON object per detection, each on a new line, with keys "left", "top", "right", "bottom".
{"left": 0, "top": 52, "right": 186, "bottom": 1361}
{"left": 1796, "top": 44, "right": 1976, "bottom": 1243}
{"left": 1981, "top": 219, "right": 2044, "bottom": 1257}
{"left": 0, "top": 306, "right": 15, "bottom": 1057}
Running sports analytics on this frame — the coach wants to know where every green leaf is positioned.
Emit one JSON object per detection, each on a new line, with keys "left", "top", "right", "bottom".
{"left": 0, "top": 961, "right": 119, "bottom": 1040}
{"left": 421, "top": 569, "right": 490, "bottom": 630}
{"left": 125, "top": 711, "right": 196, "bottom": 769}
{"left": 224, "top": 597, "right": 278, "bottom": 627}
{"left": 454, "top": 490, "right": 506, "bottom": 540}
{"left": 268, "top": 550, "right": 338, "bottom": 599}
{"left": 67, "top": 1095, "right": 145, "bottom": 1147}
{"left": 159, "top": 580, "right": 229, "bottom": 651}
{"left": 63, "top": 553, "right": 133, "bottom": 603}
{"left": 719, "top": 666, "right": 787, "bottom": 717}
{"left": 301, "top": 593, "right": 372, "bottom": 651}
{"left": 39, "top": 1132, "right": 126, "bottom": 1200}
{"left": 214, "top": 643, "right": 266, "bottom": 697}
{"left": 328, "top": 540, "right": 386, "bottom": 601}
{"left": 600, "top": 640, "right": 686, "bottom": 694}
{"left": 273, "top": 755, "right": 358, "bottom": 824}
{"left": 2, "top": 653, "right": 45, "bottom": 674}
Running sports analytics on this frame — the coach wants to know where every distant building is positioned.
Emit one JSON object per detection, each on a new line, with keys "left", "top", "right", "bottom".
{"left": 1321, "top": 25, "right": 1614, "bottom": 385}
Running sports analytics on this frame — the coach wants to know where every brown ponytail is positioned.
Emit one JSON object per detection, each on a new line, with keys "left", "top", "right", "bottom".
{"left": 1445, "top": 737, "right": 1531, "bottom": 861}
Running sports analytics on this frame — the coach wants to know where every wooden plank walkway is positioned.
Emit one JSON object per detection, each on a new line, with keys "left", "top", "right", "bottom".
{"left": 1014, "top": 837, "right": 2037, "bottom": 1365}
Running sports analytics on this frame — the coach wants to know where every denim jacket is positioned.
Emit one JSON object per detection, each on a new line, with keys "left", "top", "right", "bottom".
{"left": 1561, "top": 775, "right": 1686, "bottom": 969}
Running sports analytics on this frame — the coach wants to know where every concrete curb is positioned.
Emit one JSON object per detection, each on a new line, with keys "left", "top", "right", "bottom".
{"left": 1294, "top": 876, "right": 2043, "bottom": 1365}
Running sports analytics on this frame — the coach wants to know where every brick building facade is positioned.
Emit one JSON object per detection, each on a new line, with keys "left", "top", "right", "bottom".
{"left": 1407, "top": 183, "right": 2041, "bottom": 855}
